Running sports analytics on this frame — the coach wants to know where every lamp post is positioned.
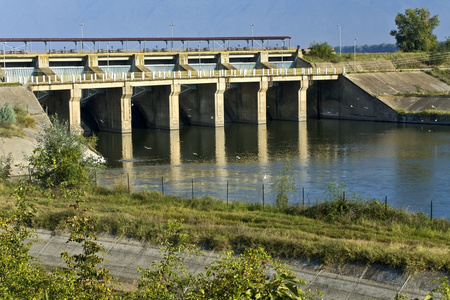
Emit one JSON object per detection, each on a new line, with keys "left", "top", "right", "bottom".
{"left": 337, "top": 24, "right": 341, "bottom": 55}
{"left": 80, "top": 23, "right": 84, "bottom": 51}
{"left": 107, "top": 41, "right": 110, "bottom": 67}
{"left": 353, "top": 38, "right": 358, "bottom": 71}
{"left": 169, "top": 23, "right": 175, "bottom": 51}
{"left": 198, "top": 41, "right": 202, "bottom": 70}
{"left": 250, "top": 23, "right": 255, "bottom": 48}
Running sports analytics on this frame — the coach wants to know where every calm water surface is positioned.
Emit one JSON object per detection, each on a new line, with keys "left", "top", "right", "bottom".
{"left": 95, "top": 119, "right": 450, "bottom": 219}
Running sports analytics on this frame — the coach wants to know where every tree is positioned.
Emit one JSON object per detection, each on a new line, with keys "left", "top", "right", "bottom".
{"left": 390, "top": 7, "right": 440, "bottom": 52}
{"left": 308, "top": 41, "right": 335, "bottom": 60}
{"left": 0, "top": 183, "right": 48, "bottom": 299}
{"left": 27, "top": 115, "right": 103, "bottom": 188}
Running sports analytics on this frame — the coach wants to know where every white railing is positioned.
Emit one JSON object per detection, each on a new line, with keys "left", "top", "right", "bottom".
{"left": 5, "top": 67, "right": 344, "bottom": 86}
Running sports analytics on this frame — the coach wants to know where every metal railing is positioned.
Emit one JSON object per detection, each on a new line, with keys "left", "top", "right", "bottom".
{"left": 6, "top": 67, "right": 344, "bottom": 86}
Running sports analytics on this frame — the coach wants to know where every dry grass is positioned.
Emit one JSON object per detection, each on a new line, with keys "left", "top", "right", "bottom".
{"left": 1, "top": 183, "right": 448, "bottom": 272}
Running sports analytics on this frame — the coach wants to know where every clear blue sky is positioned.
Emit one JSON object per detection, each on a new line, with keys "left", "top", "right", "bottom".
{"left": 2, "top": 0, "right": 449, "bottom": 48}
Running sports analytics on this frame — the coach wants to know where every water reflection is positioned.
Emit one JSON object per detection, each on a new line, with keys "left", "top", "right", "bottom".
{"left": 96, "top": 119, "right": 450, "bottom": 219}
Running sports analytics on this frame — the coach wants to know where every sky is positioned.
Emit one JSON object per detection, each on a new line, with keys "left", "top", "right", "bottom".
{"left": 1, "top": 0, "right": 449, "bottom": 49}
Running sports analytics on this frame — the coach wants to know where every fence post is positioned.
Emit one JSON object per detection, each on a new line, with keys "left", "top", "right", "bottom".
{"left": 430, "top": 200, "right": 433, "bottom": 220}
{"left": 262, "top": 183, "right": 265, "bottom": 209}
{"left": 302, "top": 187, "right": 305, "bottom": 206}
{"left": 127, "top": 173, "right": 130, "bottom": 193}
{"left": 161, "top": 176, "right": 164, "bottom": 195}
{"left": 191, "top": 178, "right": 194, "bottom": 199}
{"left": 385, "top": 196, "right": 387, "bottom": 217}
{"left": 227, "top": 181, "right": 229, "bottom": 205}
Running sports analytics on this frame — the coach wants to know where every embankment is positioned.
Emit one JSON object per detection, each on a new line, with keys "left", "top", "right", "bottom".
{"left": 0, "top": 86, "right": 50, "bottom": 175}
{"left": 314, "top": 70, "right": 450, "bottom": 124}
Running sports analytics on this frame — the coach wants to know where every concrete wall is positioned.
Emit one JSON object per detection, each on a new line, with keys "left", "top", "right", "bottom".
{"left": 317, "top": 76, "right": 398, "bottom": 122}
{"left": 224, "top": 82, "right": 260, "bottom": 123}
{"left": 266, "top": 81, "right": 301, "bottom": 120}
{"left": 315, "top": 72, "right": 450, "bottom": 124}
{"left": 179, "top": 83, "right": 218, "bottom": 126}
{"left": 132, "top": 85, "right": 172, "bottom": 129}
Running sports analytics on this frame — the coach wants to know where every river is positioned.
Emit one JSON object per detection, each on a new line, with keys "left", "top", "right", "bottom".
{"left": 95, "top": 119, "right": 450, "bottom": 219}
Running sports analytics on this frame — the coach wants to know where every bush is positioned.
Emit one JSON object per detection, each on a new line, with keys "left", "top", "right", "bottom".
{"left": 0, "top": 102, "right": 16, "bottom": 125}
{"left": 307, "top": 41, "right": 336, "bottom": 60}
{"left": 271, "top": 159, "right": 295, "bottom": 210}
{"left": 27, "top": 115, "right": 103, "bottom": 188}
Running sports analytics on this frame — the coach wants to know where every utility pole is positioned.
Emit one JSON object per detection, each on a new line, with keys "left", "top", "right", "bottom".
{"left": 80, "top": 23, "right": 84, "bottom": 51}
{"left": 337, "top": 24, "right": 341, "bottom": 55}
{"left": 169, "top": 23, "right": 175, "bottom": 51}
{"left": 250, "top": 23, "right": 255, "bottom": 48}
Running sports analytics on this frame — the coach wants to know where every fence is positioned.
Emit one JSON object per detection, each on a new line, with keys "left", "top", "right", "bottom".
{"left": 3, "top": 66, "right": 344, "bottom": 85}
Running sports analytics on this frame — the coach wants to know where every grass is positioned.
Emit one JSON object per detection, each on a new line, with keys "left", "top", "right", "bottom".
{"left": 304, "top": 51, "right": 450, "bottom": 69}
{"left": 1, "top": 182, "right": 449, "bottom": 273}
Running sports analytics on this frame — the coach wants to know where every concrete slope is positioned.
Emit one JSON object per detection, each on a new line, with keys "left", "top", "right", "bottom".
{"left": 345, "top": 71, "right": 450, "bottom": 113}
{"left": 29, "top": 229, "right": 448, "bottom": 299}
{"left": 313, "top": 60, "right": 396, "bottom": 72}
{"left": 0, "top": 86, "right": 50, "bottom": 174}
{"left": 345, "top": 72, "right": 449, "bottom": 96}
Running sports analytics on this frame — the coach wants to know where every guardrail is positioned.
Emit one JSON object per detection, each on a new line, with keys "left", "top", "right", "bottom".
{"left": 6, "top": 67, "right": 344, "bottom": 86}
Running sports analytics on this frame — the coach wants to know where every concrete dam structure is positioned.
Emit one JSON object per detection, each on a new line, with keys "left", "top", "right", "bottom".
{"left": 1, "top": 36, "right": 449, "bottom": 134}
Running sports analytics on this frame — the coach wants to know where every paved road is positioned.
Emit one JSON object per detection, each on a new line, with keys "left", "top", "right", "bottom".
{"left": 28, "top": 230, "right": 447, "bottom": 299}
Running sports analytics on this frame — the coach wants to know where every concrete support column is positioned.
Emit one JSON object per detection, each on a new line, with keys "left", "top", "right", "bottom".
{"left": 214, "top": 78, "right": 226, "bottom": 127}
{"left": 257, "top": 124, "right": 268, "bottom": 164}
{"left": 69, "top": 86, "right": 82, "bottom": 133}
{"left": 257, "top": 77, "right": 268, "bottom": 124}
{"left": 103, "top": 83, "right": 132, "bottom": 133}
{"left": 169, "top": 82, "right": 180, "bottom": 130}
{"left": 299, "top": 78, "right": 309, "bottom": 121}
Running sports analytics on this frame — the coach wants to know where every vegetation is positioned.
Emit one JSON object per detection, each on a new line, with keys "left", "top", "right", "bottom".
{"left": 27, "top": 116, "right": 103, "bottom": 188}
{"left": 0, "top": 103, "right": 35, "bottom": 138}
{"left": 272, "top": 159, "right": 296, "bottom": 210}
{"left": 0, "top": 183, "right": 322, "bottom": 299}
{"left": 390, "top": 7, "right": 440, "bottom": 52}
{"left": 307, "top": 42, "right": 336, "bottom": 61}
{"left": 428, "top": 68, "right": 450, "bottom": 85}
{"left": 1, "top": 181, "right": 449, "bottom": 274}
{"left": 0, "top": 154, "right": 13, "bottom": 182}
{"left": 0, "top": 101, "right": 16, "bottom": 125}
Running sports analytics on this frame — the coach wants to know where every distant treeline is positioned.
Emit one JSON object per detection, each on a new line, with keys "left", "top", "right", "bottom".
{"left": 335, "top": 43, "right": 399, "bottom": 53}
{"left": 335, "top": 39, "right": 450, "bottom": 53}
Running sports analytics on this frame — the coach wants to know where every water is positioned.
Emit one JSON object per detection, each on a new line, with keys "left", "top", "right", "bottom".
{"left": 95, "top": 119, "right": 450, "bottom": 219}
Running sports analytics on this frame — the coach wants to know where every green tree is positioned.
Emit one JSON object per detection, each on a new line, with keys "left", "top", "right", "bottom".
{"left": 0, "top": 183, "right": 48, "bottom": 299}
{"left": 390, "top": 7, "right": 440, "bottom": 52}
{"left": 0, "top": 102, "right": 16, "bottom": 125}
{"left": 272, "top": 159, "right": 296, "bottom": 210}
{"left": 27, "top": 115, "right": 103, "bottom": 188}
{"left": 308, "top": 41, "right": 336, "bottom": 60}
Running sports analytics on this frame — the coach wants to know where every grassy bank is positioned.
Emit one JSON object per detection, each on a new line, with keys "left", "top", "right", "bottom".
{"left": 1, "top": 182, "right": 449, "bottom": 273}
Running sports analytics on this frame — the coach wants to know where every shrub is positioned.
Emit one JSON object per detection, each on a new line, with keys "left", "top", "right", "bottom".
{"left": 0, "top": 153, "right": 13, "bottom": 182}
{"left": 307, "top": 41, "right": 336, "bottom": 60}
{"left": 271, "top": 159, "right": 295, "bottom": 210}
{"left": 27, "top": 115, "right": 103, "bottom": 188}
{"left": 0, "top": 102, "right": 16, "bottom": 125}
